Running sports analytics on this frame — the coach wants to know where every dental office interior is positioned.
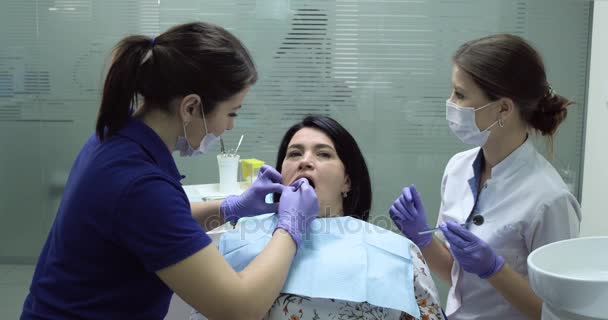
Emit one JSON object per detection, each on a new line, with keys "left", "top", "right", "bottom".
{"left": 1, "top": 0, "right": 607, "bottom": 319}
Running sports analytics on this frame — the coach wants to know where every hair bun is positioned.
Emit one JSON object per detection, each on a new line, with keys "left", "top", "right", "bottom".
{"left": 530, "top": 91, "right": 572, "bottom": 136}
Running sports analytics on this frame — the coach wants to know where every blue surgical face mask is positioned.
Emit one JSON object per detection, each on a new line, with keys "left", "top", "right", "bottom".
{"left": 176, "top": 106, "right": 221, "bottom": 157}
{"left": 446, "top": 99, "right": 499, "bottom": 146}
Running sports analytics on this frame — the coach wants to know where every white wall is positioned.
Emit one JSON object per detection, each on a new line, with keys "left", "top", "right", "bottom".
{"left": 581, "top": 0, "right": 608, "bottom": 237}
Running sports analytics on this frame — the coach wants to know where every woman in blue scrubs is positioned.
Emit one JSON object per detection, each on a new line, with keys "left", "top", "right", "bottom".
{"left": 21, "top": 22, "right": 320, "bottom": 320}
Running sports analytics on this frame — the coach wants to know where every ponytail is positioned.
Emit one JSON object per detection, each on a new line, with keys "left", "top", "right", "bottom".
{"left": 96, "top": 35, "right": 152, "bottom": 141}
{"left": 96, "top": 22, "right": 257, "bottom": 141}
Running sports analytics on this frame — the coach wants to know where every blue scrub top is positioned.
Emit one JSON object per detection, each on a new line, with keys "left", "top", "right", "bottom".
{"left": 21, "top": 117, "right": 211, "bottom": 320}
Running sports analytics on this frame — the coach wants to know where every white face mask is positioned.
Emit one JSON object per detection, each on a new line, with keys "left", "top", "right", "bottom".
{"left": 446, "top": 99, "right": 499, "bottom": 146}
{"left": 176, "top": 107, "right": 221, "bottom": 157}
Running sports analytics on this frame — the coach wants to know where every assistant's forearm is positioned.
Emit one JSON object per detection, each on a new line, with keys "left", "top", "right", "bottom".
{"left": 421, "top": 237, "right": 454, "bottom": 285}
{"left": 488, "top": 263, "right": 542, "bottom": 320}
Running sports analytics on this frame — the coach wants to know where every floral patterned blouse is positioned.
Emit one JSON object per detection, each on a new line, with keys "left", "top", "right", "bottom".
{"left": 190, "top": 243, "right": 445, "bottom": 320}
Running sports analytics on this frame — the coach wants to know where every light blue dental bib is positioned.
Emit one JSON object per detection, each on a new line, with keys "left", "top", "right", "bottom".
{"left": 219, "top": 215, "right": 420, "bottom": 319}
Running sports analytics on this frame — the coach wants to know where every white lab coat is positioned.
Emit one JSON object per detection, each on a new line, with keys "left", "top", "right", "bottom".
{"left": 437, "top": 138, "right": 581, "bottom": 320}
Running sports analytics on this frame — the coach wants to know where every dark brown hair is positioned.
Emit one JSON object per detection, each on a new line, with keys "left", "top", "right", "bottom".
{"left": 96, "top": 22, "right": 257, "bottom": 141}
{"left": 274, "top": 115, "right": 372, "bottom": 221}
{"left": 453, "top": 34, "right": 572, "bottom": 144}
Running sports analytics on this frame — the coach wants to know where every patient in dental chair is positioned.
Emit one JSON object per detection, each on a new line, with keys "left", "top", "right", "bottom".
{"left": 191, "top": 116, "right": 445, "bottom": 320}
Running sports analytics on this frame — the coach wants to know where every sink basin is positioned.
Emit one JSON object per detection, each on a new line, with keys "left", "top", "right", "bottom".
{"left": 528, "top": 236, "right": 608, "bottom": 319}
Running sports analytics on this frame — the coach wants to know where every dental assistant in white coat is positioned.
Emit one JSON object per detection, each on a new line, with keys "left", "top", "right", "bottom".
{"left": 389, "top": 34, "right": 581, "bottom": 320}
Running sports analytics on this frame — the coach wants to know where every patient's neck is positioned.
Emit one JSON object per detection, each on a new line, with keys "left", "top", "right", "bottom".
{"left": 317, "top": 200, "right": 344, "bottom": 218}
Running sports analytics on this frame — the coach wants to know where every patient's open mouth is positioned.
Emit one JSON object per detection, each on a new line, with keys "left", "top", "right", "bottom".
{"left": 307, "top": 179, "right": 316, "bottom": 189}
{"left": 293, "top": 175, "right": 315, "bottom": 189}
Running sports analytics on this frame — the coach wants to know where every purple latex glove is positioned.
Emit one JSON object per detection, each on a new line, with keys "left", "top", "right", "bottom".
{"left": 439, "top": 220, "right": 505, "bottom": 279}
{"left": 221, "top": 165, "right": 285, "bottom": 223}
{"left": 275, "top": 178, "right": 320, "bottom": 250}
{"left": 389, "top": 184, "right": 433, "bottom": 249}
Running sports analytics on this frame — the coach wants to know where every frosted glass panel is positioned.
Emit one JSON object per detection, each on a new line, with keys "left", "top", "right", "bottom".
{"left": 172, "top": 0, "right": 591, "bottom": 230}
{"left": 0, "top": 1, "right": 591, "bottom": 296}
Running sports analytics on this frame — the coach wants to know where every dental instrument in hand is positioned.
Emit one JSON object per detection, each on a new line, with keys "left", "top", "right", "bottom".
{"left": 228, "top": 134, "right": 244, "bottom": 228}
{"left": 418, "top": 214, "right": 484, "bottom": 235}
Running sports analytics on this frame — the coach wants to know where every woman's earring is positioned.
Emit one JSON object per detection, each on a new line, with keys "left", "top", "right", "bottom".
{"left": 498, "top": 118, "right": 504, "bottom": 128}
{"left": 342, "top": 191, "right": 348, "bottom": 198}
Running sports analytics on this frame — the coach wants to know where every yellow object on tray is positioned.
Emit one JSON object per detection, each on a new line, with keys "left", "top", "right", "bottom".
{"left": 240, "top": 158, "right": 265, "bottom": 185}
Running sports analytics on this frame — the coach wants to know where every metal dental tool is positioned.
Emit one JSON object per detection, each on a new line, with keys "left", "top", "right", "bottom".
{"left": 418, "top": 214, "right": 485, "bottom": 235}
{"left": 233, "top": 134, "right": 244, "bottom": 156}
